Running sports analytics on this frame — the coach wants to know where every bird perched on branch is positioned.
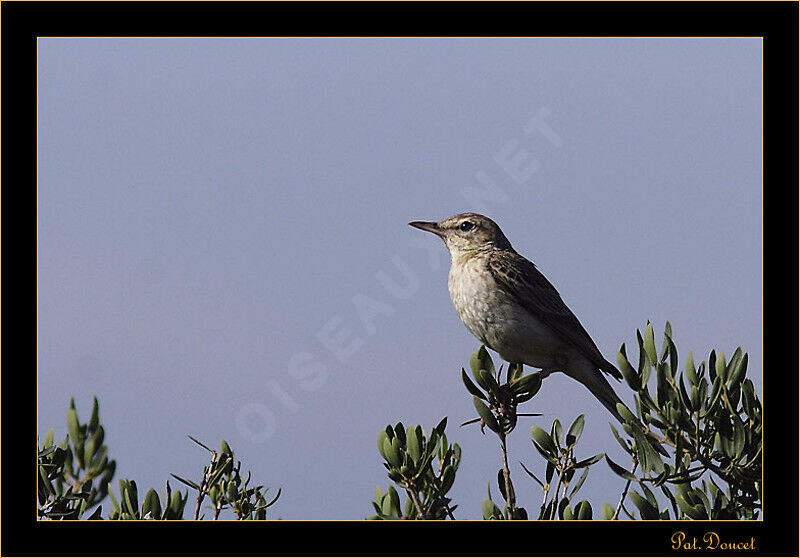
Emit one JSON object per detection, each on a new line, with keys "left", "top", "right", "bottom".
{"left": 409, "top": 212, "right": 624, "bottom": 421}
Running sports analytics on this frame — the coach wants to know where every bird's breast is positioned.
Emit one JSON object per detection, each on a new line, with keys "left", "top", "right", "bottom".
{"left": 447, "top": 256, "right": 564, "bottom": 367}
{"left": 447, "top": 257, "right": 498, "bottom": 343}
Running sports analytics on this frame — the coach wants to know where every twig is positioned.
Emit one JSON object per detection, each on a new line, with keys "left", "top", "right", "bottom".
{"left": 613, "top": 457, "right": 638, "bottom": 520}
{"left": 540, "top": 481, "right": 550, "bottom": 518}
{"left": 499, "top": 432, "right": 516, "bottom": 518}
{"left": 431, "top": 477, "right": 456, "bottom": 520}
{"left": 193, "top": 450, "right": 217, "bottom": 520}
{"left": 549, "top": 461, "right": 566, "bottom": 520}
{"left": 405, "top": 485, "right": 426, "bottom": 519}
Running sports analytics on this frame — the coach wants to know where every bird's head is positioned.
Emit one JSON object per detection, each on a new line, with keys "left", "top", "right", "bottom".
{"left": 409, "top": 213, "right": 513, "bottom": 257}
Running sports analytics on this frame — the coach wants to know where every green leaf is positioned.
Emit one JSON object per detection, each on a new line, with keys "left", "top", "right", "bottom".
{"left": 678, "top": 376, "right": 693, "bottom": 412}
{"left": 715, "top": 351, "right": 727, "bottom": 383}
{"left": 609, "top": 423, "right": 632, "bottom": 455}
{"left": 461, "top": 369, "right": 487, "bottom": 400}
{"left": 551, "top": 419, "right": 564, "bottom": 449}
{"left": 667, "top": 337, "right": 679, "bottom": 378}
{"left": 635, "top": 329, "right": 649, "bottom": 376}
{"left": 66, "top": 407, "right": 82, "bottom": 445}
{"left": 639, "top": 481, "right": 658, "bottom": 508}
{"left": 83, "top": 437, "right": 96, "bottom": 467}
{"left": 393, "top": 423, "right": 406, "bottom": 445}
{"left": 37, "top": 445, "right": 56, "bottom": 459}
{"left": 434, "top": 416, "right": 448, "bottom": 435}
{"left": 43, "top": 428, "right": 54, "bottom": 449}
{"left": 169, "top": 489, "right": 186, "bottom": 518}
{"left": 708, "top": 350, "right": 718, "bottom": 383}
{"left": 568, "top": 467, "right": 591, "bottom": 499}
{"left": 381, "top": 491, "right": 396, "bottom": 517}
{"left": 530, "top": 425, "right": 558, "bottom": 457}
{"left": 497, "top": 469, "right": 515, "bottom": 504}
{"left": 387, "top": 486, "right": 400, "bottom": 516}
{"left": 616, "top": 403, "right": 638, "bottom": 425}
{"left": 605, "top": 456, "right": 636, "bottom": 481}
{"left": 403, "top": 496, "right": 414, "bottom": 518}
{"left": 616, "top": 346, "right": 640, "bottom": 391}
{"left": 88, "top": 397, "right": 100, "bottom": 432}
{"left": 481, "top": 498, "right": 503, "bottom": 520}
{"left": 601, "top": 502, "right": 615, "bottom": 519}
{"left": 386, "top": 437, "right": 404, "bottom": 468}
{"left": 704, "top": 374, "right": 724, "bottom": 417}
{"left": 187, "top": 435, "right": 213, "bottom": 453}
{"left": 629, "top": 491, "right": 659, "bottom": 519}
{"left": 640, "top": 361, "right": 652, "bottom": 391}
{"left": 38, "top": 466, "right": 55, "bottom": 498}
{"left": 631, "top": 428, "right": 664, "bottom": 475}
{"left": 689, "top": 384, "right": 701, "bottom": 413}
{"left": 674, "top": 490, "right": 706, "bottom": 519}
{"left": 471, "top": 345, "right": 495, "bottom": 377}
{"left": 511, "top": 373, "right": 542, "bottom": 396}
{"left": 727, "top": 351, "right": 748, "bottom": 387}
{"left": 643, "top": 322, "right": 658, "bottom": 367}
{"left": 566, "top": 414, "right": 585, "bottom": 447}
{"left": 655, "top": 362, "right": 671, "bottom": 408}
{"left": 519, "top": 461, "right": 544, "bottom": 488}
{"left": 122, "top": 483, "right": 138, "bottom": 518}
{"left": 477, "top": 367, "right": 500, "bottom": 397}
{"left": 686, "top": 352, "right": 698, "bottom": 386}
{"left": 378, "top": 429, "right": 390, "bottom": 459}
{"left": 693, "top": 486, "right": 711, "bottom": 517}
{"left": 406, "top": 425, "right": 421, "bottom": 464}
{"left": 473, "top": 397, "right": 501, "bottom": 433}
{"left": 573, "top": 500, "right": 592, "bottom": 520}
{"left": 108, "top": 486, "right": 120, "bottom": 513}
{"left": 661, "top": 320, "right": 673, "bottom": 353}
{"left": 143, "top": 488, "right": 161, "bottom": 519}
{"left": 170, "top": 473, "right": 200, "bottom": 491}
{"left": 441, "top": 467, "right": 456, "bottom": 494}
{"left": 263, "top": 487, "right": 281, "bottom": 509}
{"left": 573, "top": 453, "right": 604, "bottom": 469}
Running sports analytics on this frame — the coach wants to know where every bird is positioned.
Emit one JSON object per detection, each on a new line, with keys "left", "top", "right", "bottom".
{"left": 409, "top": 212, "right": 625, "bottom": 421}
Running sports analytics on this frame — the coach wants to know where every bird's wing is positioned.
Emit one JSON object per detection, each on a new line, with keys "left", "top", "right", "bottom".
{"left": 487, "top": 250, "right": 621, "bottom": 380}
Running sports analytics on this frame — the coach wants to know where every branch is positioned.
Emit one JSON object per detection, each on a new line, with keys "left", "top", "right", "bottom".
{"left": 613, "top": 457, "right": 638, "bottom": 520}
{"left": 193, "top": 450, "right": 217, "bottom": 520}
{"left": 405, "top": 485, "right": 425, "bottom": 519}
{"left": 499, "top": 433, "right": 516, "bottom": 518}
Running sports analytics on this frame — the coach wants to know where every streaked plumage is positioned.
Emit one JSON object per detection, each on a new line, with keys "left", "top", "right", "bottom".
{"left": 410, "top": 212, "right": 624, "bottom": 421}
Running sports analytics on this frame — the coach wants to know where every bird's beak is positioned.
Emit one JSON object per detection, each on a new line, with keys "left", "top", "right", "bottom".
{"left": 409, "top": 221, "right": 444, "bottom": 237}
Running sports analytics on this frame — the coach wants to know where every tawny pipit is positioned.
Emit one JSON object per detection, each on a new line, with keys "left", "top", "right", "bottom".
{"left": 410, "top": 212, "right": 624, "bottom": 421}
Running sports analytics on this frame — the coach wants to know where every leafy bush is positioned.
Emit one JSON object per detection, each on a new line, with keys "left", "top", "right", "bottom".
{"left": 37, "top": 399, "right": 280, "bottom": 520}
{"left": 606, "top": 322, "right": 761, "bottom": 519}
{"left": 371, "top": 322, "right": 761, "bottom": 520}
{"left": 37, "top": 397, "right": 116, "bottom": 519}
{"left": 369, "top": 418, "right": 460, "bottom": 519}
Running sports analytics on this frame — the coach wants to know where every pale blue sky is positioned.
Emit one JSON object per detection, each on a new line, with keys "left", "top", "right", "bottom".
{"left": 38, "top": 38, "right": 761, "bottom": 519}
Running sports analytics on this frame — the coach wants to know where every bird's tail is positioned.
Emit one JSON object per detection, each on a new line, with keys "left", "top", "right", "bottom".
{"left": 566, "top": 361, "right": 626, "bottom": 423}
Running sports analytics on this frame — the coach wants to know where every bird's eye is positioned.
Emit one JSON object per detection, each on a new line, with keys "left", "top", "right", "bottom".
{"left": 460, "top": 222, "right": 474, "bottom": 232}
